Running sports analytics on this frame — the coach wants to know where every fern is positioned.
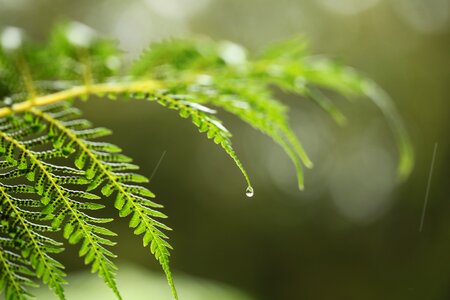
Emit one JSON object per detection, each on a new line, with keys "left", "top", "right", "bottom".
{"left": 0, "top": 22, "right": 414, "bottom": 300}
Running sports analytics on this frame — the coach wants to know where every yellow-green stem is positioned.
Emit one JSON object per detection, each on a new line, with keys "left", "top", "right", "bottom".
{"left": 0, "top": 80, "right": 162, "bottom": 118}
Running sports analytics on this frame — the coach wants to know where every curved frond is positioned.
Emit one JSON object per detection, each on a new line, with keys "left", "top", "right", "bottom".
{"left": 253, "top": 42, "right": 414, "bottom": 178}
{"left": 129, "top": 37, "right": 413, "bottom": 186}
{"left": 140, "top": 91, "right": 253, "bottom": 193}
{"left": 170, "top": 78, "right": 312, "bottom": 190}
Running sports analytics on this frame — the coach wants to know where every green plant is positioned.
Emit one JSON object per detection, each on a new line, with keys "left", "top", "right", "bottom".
{"left": 0, "top": 22, "right": 413, "bottom": 300}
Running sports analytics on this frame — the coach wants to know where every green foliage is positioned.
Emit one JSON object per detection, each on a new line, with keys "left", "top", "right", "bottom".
{"left": 0, "top": 22, "right": 413, "bottom": 300}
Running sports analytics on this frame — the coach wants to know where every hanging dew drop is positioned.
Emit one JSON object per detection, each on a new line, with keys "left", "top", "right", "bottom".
{"left": 245, "top": 186, "right": 254, "bottom": 198}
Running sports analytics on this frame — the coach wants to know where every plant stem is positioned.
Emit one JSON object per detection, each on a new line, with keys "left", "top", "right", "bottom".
{"left": 0, "top": 80, "right": 162, "bottom": 118}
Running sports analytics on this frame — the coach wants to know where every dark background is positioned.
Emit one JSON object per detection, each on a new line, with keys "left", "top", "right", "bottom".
{"left": 1, "top": 0, "right": 449, "bottom": 299}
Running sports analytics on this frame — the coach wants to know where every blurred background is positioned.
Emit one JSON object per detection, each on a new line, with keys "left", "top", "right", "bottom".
{"left": 0, "top": 0, "right": 449, "bottom": 299}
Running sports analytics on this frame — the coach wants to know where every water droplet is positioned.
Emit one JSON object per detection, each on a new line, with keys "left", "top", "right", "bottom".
{"left": 245, "top": 186, "right": 254, "bottom": 198}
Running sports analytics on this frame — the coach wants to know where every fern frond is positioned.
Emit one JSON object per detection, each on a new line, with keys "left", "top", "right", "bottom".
{"left": 0, "top": 22, "right": 413, "bottom": 300}
{"left": 252, "top": 44, "right": 414, "bottom": 178}
{"left": 139, "top": 91, "right": 253, "bottom": 192}
{"left": 0, "top": 245, "right": 36, "bottom": 300}
{"left": 0, "top": 118, "right": 67, "bottom": 299}
{"left": 23, "top": 105, "right": 122, "bottom": 299}
{"left": 172, "top": 78, "right": 312, "bottom": 190}
{"left": 0, "top": 110, "right": 120, "bottom": 299}
{"left": 0, "top": 182, "right": 66, "bottom": 299}
{"left": 30, "top": 103, "right": 176, "bottom": 299}
{"left": 129, "top": 37, "right": 413, "bottom": 188}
